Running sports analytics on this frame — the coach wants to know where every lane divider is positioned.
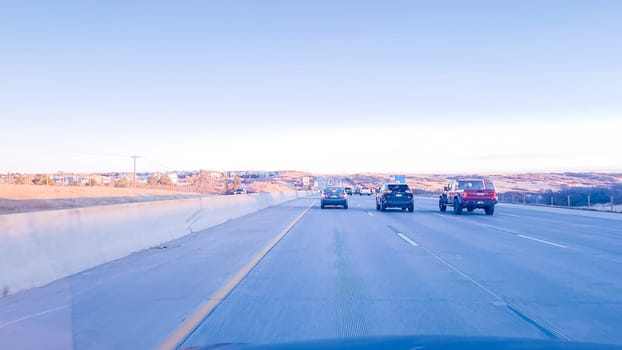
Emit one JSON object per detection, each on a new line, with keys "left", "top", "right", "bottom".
{"left": 157, "top": 202, "right": 315, "bottom": 350}
{"left": 414, "top": 240, "right": 568, "bottom": 341}
{"left": 397, "top": 233, "right": 418, "bottom": 246}
{"left": 435, "top": 219, "right": 569, "bottom": 250}
{"left": 0, "top": 305, "right": 68, "bottom": 330}
{"left": 386, "top": 224, "right": 419, "bottom": 247}
{"left": 517, "top": 234, "right": 567, "bottom": 248}
{"left": 478, "top": 224, "right": 567, "bottom": 249}
{"left": 480, "top": 223, "right": 520, "bottom": 235}
{"left": 498, "top": 213, "right": 520, "bottom": 218}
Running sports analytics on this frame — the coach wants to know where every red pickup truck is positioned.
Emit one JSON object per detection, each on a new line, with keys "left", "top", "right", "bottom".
{"left": 439, "top": 178, "right": 498, "bottom": 215}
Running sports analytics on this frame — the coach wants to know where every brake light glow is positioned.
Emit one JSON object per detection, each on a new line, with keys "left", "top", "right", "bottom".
{"left": 462, "top": 191, "right": 468, "bottom": 199}
{"left": 322, "top": 194, "right": 328, "bottom": 199}
{"left": 384, "top": 190, "right": 392, "bottom": 194}
{"left": 493, "top": 191, "right": 498, "bottom": 199}
{"left": 405, "top": 190, "right": 413, "bottom": 194}
{"left": 339, "top": 194, "right": 346, "bottom": 199}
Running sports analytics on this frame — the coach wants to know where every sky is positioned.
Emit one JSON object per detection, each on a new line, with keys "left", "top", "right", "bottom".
{"left": 1, "top": 0, "right": 621, "bottom": 174}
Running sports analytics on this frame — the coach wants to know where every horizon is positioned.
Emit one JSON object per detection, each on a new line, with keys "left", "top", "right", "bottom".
{"left": 2, "top": 1, "right": 621, "bottom": 174}
{"left": 4, "top": 169, "right": 622, "bottom": 177}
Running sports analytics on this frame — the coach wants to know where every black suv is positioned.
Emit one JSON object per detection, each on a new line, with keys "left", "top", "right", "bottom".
{"left": 376, "top": 183, "right": 414, "bottom": 212}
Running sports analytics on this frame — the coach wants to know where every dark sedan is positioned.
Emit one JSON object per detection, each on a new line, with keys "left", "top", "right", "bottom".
{"left": 321, "top": 186, "right": 348, "bottom": 209}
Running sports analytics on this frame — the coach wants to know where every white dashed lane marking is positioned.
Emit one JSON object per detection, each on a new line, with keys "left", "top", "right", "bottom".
{"left": 517, "top": 234, "right": 567, "bottom": 248}
{"left": 397, "top": 233, "right": 418, "bottom": 246}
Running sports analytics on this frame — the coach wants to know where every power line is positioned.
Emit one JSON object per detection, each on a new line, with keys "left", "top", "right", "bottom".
{"left": 42, "top": 148, "right": 130, "bottom": 159}
{"left": 141, "top": 157, "right": 178, "bottom": 172}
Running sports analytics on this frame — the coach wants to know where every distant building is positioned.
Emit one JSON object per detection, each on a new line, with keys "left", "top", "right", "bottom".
{"left": 167, "top": 173, "right": 179, "bottom": 184}
{"left": 137, "top": 174, "right": 150, "bottom": 183}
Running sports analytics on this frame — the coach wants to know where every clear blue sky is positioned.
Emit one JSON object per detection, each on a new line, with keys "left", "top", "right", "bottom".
{"left": 1, "top": 1, "right": 621, "bottom": 174}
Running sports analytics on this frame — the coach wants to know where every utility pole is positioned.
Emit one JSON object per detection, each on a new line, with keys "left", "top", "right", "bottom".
{"left": 131, "top": 155, "right": 140, "bottom": 189}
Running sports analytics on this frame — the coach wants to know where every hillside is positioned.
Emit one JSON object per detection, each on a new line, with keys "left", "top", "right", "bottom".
{"left": 331, "top": 172, "right": 622, "bottom": 193}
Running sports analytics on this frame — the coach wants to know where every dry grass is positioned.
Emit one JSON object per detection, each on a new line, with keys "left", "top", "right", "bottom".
{"left": 0, "top": 184, "right": 200, "bottom": 214}
{"left": 0, "top": 183, "right": 191, "bottom": 200}
{"left": 0, "top": 181, "right": 296, "bottom": 214}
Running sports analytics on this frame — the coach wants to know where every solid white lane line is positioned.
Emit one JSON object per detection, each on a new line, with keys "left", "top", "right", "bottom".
{"left": 431, "top": 213, "right": 445, "bottom": 217}
{"left": 157, "top": 202, "right": 314, "bottom": 350}
{"left": 367, "top": 212, "right": 374, "bottom": 217}
{"left": 397, "top": 233, "right": 418, "bottom": 246}
{"left": 517, "top": 234, "right": 567, "bottom": 248}
{"left": 499, "top": 213, "right": 520, "bottom": 217}
{"left": 0, "top": 305, "right": 68, "bottom": 329}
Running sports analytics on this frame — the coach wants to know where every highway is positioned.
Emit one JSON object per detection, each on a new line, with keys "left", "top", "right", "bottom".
{"left": 1, "top": 195, "right": 622, "bottom": 349}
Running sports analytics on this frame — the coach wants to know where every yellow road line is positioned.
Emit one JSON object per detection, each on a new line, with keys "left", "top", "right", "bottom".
{"left": 157, "top": 202, "right": 315, "bottom": 350}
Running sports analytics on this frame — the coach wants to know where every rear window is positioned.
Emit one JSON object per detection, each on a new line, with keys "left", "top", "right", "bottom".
{"left": 457, "top": 181, "right": 484, "bottom": 190}
{"left": 324, "top": 187, "right": 344, "bottom": 193}
{"left": 387, "top": 184, "right": 410, "bottom": 192}
{"left": 485, "top": 182, "right": 496, "bottom": 190}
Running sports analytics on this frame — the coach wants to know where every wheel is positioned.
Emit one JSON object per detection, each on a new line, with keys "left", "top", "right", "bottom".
{"left": 344, "top": 204, "right": 348, "bottom": 209}
{"left": 321, "top": 204, "right": 325, "bottom": 209}
{"left": 485, "top": 205, "right": 495, "bottom": 215}
{"left": 408, "top": 205, "right": 414, "bottom": 212}
{"left": 376, "top": 202, "right": 380, "bottom": 211}
{"left": 381, "top": 203, "right": 386, "bottom": 212}
{"left": 439, "top": 198, "right": 447, "bottom": 212}
{"left": 467, "top": 208, "right": 474, "bottom": 212}
{"left": 453, "top": 198, "right": 462, "bottom": 215}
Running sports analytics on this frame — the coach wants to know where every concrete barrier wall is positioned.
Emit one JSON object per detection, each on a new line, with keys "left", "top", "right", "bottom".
{"left": 0, "top": 191, "right": 309, "bottom": 296}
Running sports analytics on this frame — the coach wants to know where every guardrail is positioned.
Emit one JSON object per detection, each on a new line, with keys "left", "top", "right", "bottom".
{"left": 498, "top": 192, "right": 620, "bottom": 213}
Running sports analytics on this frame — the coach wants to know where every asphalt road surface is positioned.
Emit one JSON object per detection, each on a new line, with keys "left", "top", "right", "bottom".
{"left": 1, "top": 195, "right": 621, "bottom": 349}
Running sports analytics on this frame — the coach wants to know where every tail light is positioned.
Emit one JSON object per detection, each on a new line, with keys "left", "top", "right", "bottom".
{"left": 462, "top": 191, "right": 468, "bottom": 199}
{"left": 322, "top": 194, "right": 328, "bottom": 199}
{"left": 339, "top": 194, "right": 346, "bottom": 199}
{"left": 384, "top": 190, "right": 392, "bottom": 194}
{"left": 405, "top": 190, "right": 413, "bottom": 194}
{"left": 493, "top": 191, "right": 498, "bottom": 199}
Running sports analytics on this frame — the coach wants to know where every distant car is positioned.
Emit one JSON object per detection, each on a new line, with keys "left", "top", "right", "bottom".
{"left": 321, "top": 186, "right": 348, "bottom": 209}
{"left": 360, "top": 188, "right": 372, "bottom": 195}
{"left": 376, "top": 183, "right": 414, "bottom": 212}
{"left": 439, "top": 178, "right": 497, "bottom": 215}
{"left": 344, "top": 186, "right": 353, "bottom": 195}
{"left": 233, "top": 188, "right": 247, "bottom": 195}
